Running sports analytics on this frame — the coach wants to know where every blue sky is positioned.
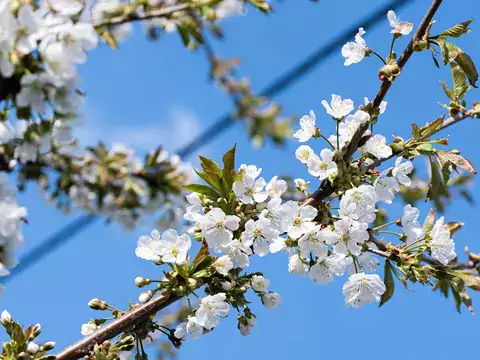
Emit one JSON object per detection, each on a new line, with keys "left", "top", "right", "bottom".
{"left": 2, "top": 0, "right": 480, "bottom": 359}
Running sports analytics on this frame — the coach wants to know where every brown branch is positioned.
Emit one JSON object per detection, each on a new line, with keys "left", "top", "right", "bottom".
{"left": 302, "top": 0, "right": 444, "bottom": 207}
{"left": 93, "top": 3, "right": 191, "bottom": 29}
{"left": 56, "top": 292, "right": 182, "bottom": 360}
{"left": 361, "top": 108, "right": 475, "bottom": 171}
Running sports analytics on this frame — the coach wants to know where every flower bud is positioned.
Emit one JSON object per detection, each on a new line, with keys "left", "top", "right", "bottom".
{"left": 1, "top": 310, "right": 12, "bottom": 324}
{"left": 40, "top": 341, "right": 56, "bottom": 352}
{"left": 27, "top": 342, "right": 40, "bottom": 355}
{"left": 413, "top": 39, "right": 429, "bottom": 52}
{"left": 135, "top": 277, "right": 151, "bottom": 288}
{"left": 88, "top": 298, "right": 108, "bottom": 310}
{"left": 139, "top": 290, "right": 153, "bottom": 303}
{"left": 221, "top": 281, "right": 232, "bottom": 291}
{"left": 116, "top": 335, "right": 135, "bottom": 351}
{"left": 378, "top": 62, "right": 401, "bottom": 82}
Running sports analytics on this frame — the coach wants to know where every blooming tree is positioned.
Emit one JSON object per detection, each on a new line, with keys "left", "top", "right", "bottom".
{"left": 2, "top": 0, "right": 480, "bottom": 360}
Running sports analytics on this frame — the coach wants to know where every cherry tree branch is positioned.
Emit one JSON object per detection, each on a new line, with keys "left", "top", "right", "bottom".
{"left": 93, "top": 3, "right": 192, "bottom": 29}
{"left": 303, "top": 0, "right": 444, "bottom": 207}
{"left": 56, "top": 292, "right": 183, "bottom": 360}
{"left": 362, "top": 108, "right": 475, "bottom": 170}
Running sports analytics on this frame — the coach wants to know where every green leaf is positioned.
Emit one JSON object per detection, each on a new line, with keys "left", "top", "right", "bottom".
{"left": 456, "top": 52, "right": 478, "bottom": 87}
{"left": 221, "top": 144, "right": 236, "bottom": 191}
{"left": 379, "top": 260, "right": 395, "bottom": 307}
{"left": 439, "top": 40, "right": 462, "bottom": 65}
{"left": 444, "top": 222, "right": 463, "bottom": 237}
{"left": 450, "top": 62, "right": 469, "bottom": 101}
{"left": 436, "top": 150, "right": 477, "bottom": 174}
{"left": 195, "top": 169, "right": 221, "bottom": 190}
{"left": 439, "top": 19, "right": 474, "bottom": 38}
{"left": 451, "top": 281, "right": 463, "bottom": 313}
{"left": 411, "top": 123, "right": 422, "bottom": 139}
{"left": 183, "top": 184, "right": 220, "bottom": 198}
{"left": 416, "top": 143, "right": 436, "bottom": 155}
{"left": 177, "top": 25, "right": 191, "bottom": 47}
{"left": 423, "top": 208, "right": 436, "bottom": 233}
{"left": 199, "top": 156, "right": 222, "bottom": 179}
{"left": 420, "top": 115, "right": 445, "bottom": 138}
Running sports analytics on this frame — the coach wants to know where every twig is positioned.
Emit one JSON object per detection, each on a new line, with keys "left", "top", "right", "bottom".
{"left": 302, "top": 0, "right": 444, "bottom": 207}
{"left": 56, "top": 292, "right": 183, "bottom": 359}
{"left": 93, "top": 3, "right": 191, "bottom": 29}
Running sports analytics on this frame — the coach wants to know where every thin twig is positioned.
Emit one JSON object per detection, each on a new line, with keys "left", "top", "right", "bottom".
{"left": 302, "top": 0, "right": 444, "bottom": 207}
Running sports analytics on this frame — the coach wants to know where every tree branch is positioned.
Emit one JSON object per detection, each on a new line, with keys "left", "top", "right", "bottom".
{"left": 93, "top": 3, "right": 191, "bottom": 29}
{"left": 56, "top": 292, "right": 182, "bottom": 360}
{"left": 361, "top": 108, "right": 475, "bottom": 171}
{"left": 302, "top": 0, "right": 444, "bottom": 207}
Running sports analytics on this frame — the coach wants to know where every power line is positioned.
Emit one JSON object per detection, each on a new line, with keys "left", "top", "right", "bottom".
{"left": 3, "top": 0, "right": 414, "bottom": 284}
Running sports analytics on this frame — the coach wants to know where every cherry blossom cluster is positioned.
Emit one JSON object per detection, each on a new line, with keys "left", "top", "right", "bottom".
{"left": 0, "top": 176, "right": 26, "bottom": 293}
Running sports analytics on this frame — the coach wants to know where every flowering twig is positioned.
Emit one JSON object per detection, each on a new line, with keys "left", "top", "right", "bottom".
{"left": 303, "top": 0, "right": 444, "bottom": 207}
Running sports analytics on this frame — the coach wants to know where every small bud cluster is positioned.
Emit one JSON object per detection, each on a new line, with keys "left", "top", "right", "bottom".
{"left": 0, "top": 310, "right": 55, "bottom": 360}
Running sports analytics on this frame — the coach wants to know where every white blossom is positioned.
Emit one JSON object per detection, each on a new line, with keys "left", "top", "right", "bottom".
{"left": 363, "top": 134, "right": 392, "bottom": 159}
{"left": 364, "top": 97, "right": 387, "bottom": 115}
{"left": 266, "top": 176, "right": 287, "bottom": 198}
{"left": 401, "top": 204, "right": 424, "bottom": 244}
{"left": 48, "top": 0, "right": 84, "bottom": 16}
{"left": 213, "top": 255, "right": 234, "bottom": 275}
{"left": 242, "top": 218, "right": 280, "bottom": 256}
{"left": 233, "top": 174, "right": 268, "bottom": 204}
{"left": 374, "top": 170, "right": 398, "bottom": 204}
{"left": 321, "top": 94, "right": 354, "bottom": 119}
{"left": 309, "top": 254, "right": 349, "bottom": 284}
{"left": 430, "top": 217, "right": 456, "bottom": 265}
{"left": 201, "top": 208, "right": 240, "bottom": 247}
{"left": 220, "top": 239, "right": 251, "bottom": 267}
{"left": 331, "top": 110, "right": 370, "bottom": 148}
{"left": 392, "top": 156, "right": 413, "bottom": 187}
{"left": 27, "top": 342, "right": 40, "bottom": 355}
{"left": 288, "top": 254, "right": 308, "bottom": 277}
{"left": 298, "top": 224, "right": 333, "bottom": 259}
{"left": 16, "top": 73, "right": 49, "bottom": 113}
{"left": 331, "top": 218, "right": 369, "bottom": 256}
{"left": 262, "top": 292, "right": 282, "bottom": 309}
{"left": 293, "top": 111, "right": 317, "bottom": 142}
{"left": 175, "top": 317, "right": 203, "bottom": 340}
{"left": 239, "top": 316, "right": 257, "bottom": 336}
{"left": 294, "top": 178, "right": 308, "bottom": 193}
{"left": 195, "top": 293, "right": 230, "bottom": 329}
{"left": 342, "top": 28, "right": 368, "bottom": 66}
{"left": 295, "top": 145, "right": 314, "bottom": 164}
{"left": 281, "top": 201, "right": 318, "bottom": 239}
{"left": 348, "top": 252, "right": 380, "bottom": 275}
{"left": 216, "top": 0, "right": 246, "bottom": 19}
{"left": 251, "top": 275, "right": 270, "bottom": 292}
{"left": 158, "top": 229, "right": 191, "bottom": 264}
{"left": 1, "top": 310, "right": 11, "bottom": 323}
{"left": 81, "top": 323, "right": 99, "bottom": 336}
{"left": 343, "top": 273, "right": 386, "bottom": 308}
{"left": 135, "top": 230, "right": 162, "bottom": 262}
{"left": 307, "top": 148, "right": 337, "bottom": 180}
{"left": 387, "top": 10, "right": 413, "bottom": 36}
{"left": 339, "top": 185, "right": 377, "bottom": 223}
{"left": 16, "top": 5, "right": 42, "bottom": 55}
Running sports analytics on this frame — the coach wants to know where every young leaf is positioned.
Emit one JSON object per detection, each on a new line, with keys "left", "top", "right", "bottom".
{"left": 423, "top": 208, "right": 436, "bottom": 233}
{"left": 411, "top": 123, "right": 422, "bottom": 139}
{"left": 436, "top": 150, "right": 477, "bottom": 174}
{"left": 183, "top": 184, "right": 220, "bottom": 198}
{"left": 199, "top": 156, "right": 222, "bottom": 179}
{"left": 380, "top": 260, "right": 395, "bottom": 307}
{"left": 456, "top": 52, "right": 478, "bottom": 87}
{"left": 420, "top": 115, "right": 445, "bottom": 138}
{"left": 450, "top": 63, "right": 469, "bottom": 101}
{"left": 221, "top": 145, "right": 236, "bottom": 191}
{"left": 195, "top": 169, "right": 221, "bottom": 190}
{"left": 438, "top": 19, "right": 474, "bottom": 38}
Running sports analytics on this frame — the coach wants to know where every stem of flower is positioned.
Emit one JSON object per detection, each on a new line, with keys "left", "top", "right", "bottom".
{"left": 372, "top": 221, "right": 397, "bottom": 231}
{"left": 389, "top": 37, "right": 396, "bottom": 59}
{"left": 336, "top": 121, "right": 340, "bottom": 149}
{"left": 377, "top": 230, "right": 403, "bottom": 238}
{"left": 370, "top": 50, "right": 387, "bottom": 65}
{"left": 320, "top": 134, "right": 336, "bottom": 150}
